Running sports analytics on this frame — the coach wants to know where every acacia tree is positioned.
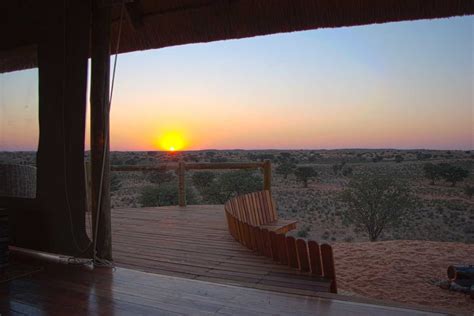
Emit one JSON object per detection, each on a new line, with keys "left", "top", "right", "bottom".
{"left": 341, "top": 174, "right": 415, "bottom": 242}
{"left": 440, "top": 165, "right": 469, "bottom": 187}
{"left": 423, "top": 163, "right": 469, "bottom": 186}
{"left": 294, "top": 166, "right": 318, "bottom": 188}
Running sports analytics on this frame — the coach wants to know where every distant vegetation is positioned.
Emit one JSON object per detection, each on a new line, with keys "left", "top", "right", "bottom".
{"left": 423, "top": 162, "right": 469, "bottom": 186}
{"left": 3, "top": 149, "right": 472, "bottom": 243}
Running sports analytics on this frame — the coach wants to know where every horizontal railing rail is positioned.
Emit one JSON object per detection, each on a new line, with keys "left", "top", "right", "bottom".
{"left": 95, "top": 160, "right": 272, "bottom": 207}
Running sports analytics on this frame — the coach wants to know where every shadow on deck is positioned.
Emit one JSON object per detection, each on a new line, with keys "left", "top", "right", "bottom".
{"left": 110, "top": 205, "right": 332, "bottom": 295}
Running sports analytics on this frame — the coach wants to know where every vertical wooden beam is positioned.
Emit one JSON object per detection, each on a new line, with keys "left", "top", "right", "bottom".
{"left": 84, "top": 161, "right": 92, "bottom": 213}
{"left": 263, "top": 160, "right": 272, "bottom": 191}
{"left": 178, "top": 161, "right": 186, "bottom": 207}
{"left": 90, "top": 1, "right": 112, "bottom": 261}
{"left": 34, "top": 0, "right": 91, "bottom": 256}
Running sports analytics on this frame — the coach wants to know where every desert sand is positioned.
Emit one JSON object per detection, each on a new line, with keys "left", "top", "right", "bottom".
{"left": 333, "top": 240, "right": 474, "bottom": 314}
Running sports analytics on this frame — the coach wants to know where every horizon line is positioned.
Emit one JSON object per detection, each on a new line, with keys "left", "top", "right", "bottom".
{"left": 0, "top": 147, "right": 472, "bottom": 153}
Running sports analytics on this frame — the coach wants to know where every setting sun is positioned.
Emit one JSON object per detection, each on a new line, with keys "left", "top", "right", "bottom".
{"left": 156, "top": 131, "right": 186, "bottom": 151}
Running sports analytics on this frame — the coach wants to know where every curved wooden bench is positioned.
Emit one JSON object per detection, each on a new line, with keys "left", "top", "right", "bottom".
{"left": 225, "top": 190, "right": 297, "bottom": 234}
{"left": 225, "top": 190, "right": 337, "bottom": 294}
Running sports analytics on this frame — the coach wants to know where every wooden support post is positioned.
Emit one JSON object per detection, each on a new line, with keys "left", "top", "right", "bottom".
{"left": 84, "top": 161, "right": 92, "bottom": 213}
{"left": 90, "top": 1, "right": 112, "bottom": 261}
{"left": 178, "top": 161, "right": 186, "bottom": 207}
{"left": 263, "top": 160, "right": 272, "bottom": 191}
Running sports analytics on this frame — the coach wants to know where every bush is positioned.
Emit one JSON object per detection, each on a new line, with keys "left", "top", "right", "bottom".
{"left": 140, "top": 182, "right": 197, "bottom": 207}
{"left": 146, "top": 167, "right": 175, "bottom": 184}
{"left": 340, "top": 174, "right": 415, "bottom": 241}
{"left": 294, "top": 166, "right": 318, "bottom": 188}
{"left": 416, "top": 152, "right": 432, "bottom": 160}
{"left": 332, "top": 161, "right": 346, "bottom": 175}
{"left": 210, "top": 157, "right": 228, "bottom": 163}
{"left": 440, "top": 164, "right": 469, "bottom": 187}
{"left": 191, "top": 171, "right": 215, "bottom": 190}
{"left": 372, "top": 156, "right": 383, "bottom": 163}
{"left": 424, "top": 163, "right": 469, "bottom": 187}
{"left": 296, "top": 226, "right": 310, "bottom": 238}
{"left": 394, "top": 155, "right": 404, "bottom": 163}
{"left": 342, "top": 166, "right": 353, "bottom": 177}
{"left": 110, "top": 173, "right": 121, "bottom": 192}
{"left": 276, "top": 162, "right": 296, "bottom": 179}
{"left": 200, "top": 170, "right": 263, "bottom": 204}
{"left": 463, "top": 185, "right": 474, "bottom": 199}
{"left": 423, "top": 163, "right": 442, "bottom": 185}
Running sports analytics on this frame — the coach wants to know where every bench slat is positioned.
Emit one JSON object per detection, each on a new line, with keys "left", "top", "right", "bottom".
{"left": 259, "top": 219, "right": 297, "bottom": 234}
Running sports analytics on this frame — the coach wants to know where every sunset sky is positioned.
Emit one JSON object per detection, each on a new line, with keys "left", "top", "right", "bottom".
{"left": 0, "top": 16, "right": 472, "bottom": 151}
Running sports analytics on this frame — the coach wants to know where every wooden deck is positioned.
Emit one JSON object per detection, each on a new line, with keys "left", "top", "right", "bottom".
{"left": 110, "top": 205, "right": 333, "bottom": 294}
{"left": 0, "top": 205, "right": 451, "bottom": 315}
{"left": 1, "top": 253, "right": 446, "bottom": 315}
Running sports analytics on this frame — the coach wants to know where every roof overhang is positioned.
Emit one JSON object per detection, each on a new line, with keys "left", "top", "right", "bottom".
{"left": 1, "top": 0, "right": 473, "bottom": 73}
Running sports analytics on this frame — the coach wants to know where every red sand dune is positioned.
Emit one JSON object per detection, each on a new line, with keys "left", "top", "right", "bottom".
{"left": 333, "top": 240, "right": 474, "bottom": 314}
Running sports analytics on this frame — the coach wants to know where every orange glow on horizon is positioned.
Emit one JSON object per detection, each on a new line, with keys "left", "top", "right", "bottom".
{"left": 155, "top": 130, "right": 187, "bottom": 151}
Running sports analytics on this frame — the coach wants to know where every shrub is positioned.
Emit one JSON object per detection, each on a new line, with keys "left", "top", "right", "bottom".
{"left": 140, "top": 182, "right": 197, "bottom": 207}
{"left": 294, "top": 166, "right": 318, "bottom": 188}
{"left": 191, "top": 171, "right": 215, "bottom": 190}
{"left": 296, "top": 226, "right": 310, "bottom": 238}
{"left": 423, "top": 163, "right": 441, "bottom": 185}
{"left": 439, "top": 164, "right": 469, "bottom": 187}
{"left": 342, "top": 166, "right": 353, "bottom": 177}
{"left": 372, "top": 156, "right": 383, "bottom": 163}
{"left": 332, "top": 161, "right": 347, "bottom": 175}
{"left": 340, "top": 173, "right": 415, "bottom": 242}
{"left": 416, "top": 153, "right": 432, "bottom": 160}
{"left": 463, "top": 185, "right": 474, "bottom": 199}
{"left": 276, "top": 162, "right": 296, "bottom": 179}
{"left": 146, "top": 167, "right": 175, "bottom": 185}
{"left": 210, "top": 157, "right": 228, "bottom": 163}
{"left": 394, "top": 155, "right": 404, "bottom": 163}
{"left": 110, "top": 173, "right": 121, "bottom": 192}
{"left": 200, "top": 170, "right": 262, "bottom": 204}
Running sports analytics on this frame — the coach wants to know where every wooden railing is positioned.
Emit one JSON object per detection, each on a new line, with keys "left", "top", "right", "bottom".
{"left": 104, "top": 160, "right": 272, "bottom": 207}
{"left": 225, "top": 191, "right": 337, "bottom": 294}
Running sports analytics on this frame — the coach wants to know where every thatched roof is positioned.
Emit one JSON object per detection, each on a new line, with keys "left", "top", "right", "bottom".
{"left": 1, "top": 0, "right": 473, "bottom": 73}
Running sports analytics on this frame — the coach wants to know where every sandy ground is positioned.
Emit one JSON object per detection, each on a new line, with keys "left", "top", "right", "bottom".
{"left": 333, "top": 241, "right": 474, "bottom": 314}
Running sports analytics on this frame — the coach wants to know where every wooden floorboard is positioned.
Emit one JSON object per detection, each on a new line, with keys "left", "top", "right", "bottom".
{"left": 0, "top": 254, "right": 446, "bottom": 315}
{"left": 106, "top": 205, "right": 335, "bottom": 295}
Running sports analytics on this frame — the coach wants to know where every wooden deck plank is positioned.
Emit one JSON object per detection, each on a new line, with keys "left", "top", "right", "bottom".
{"left": 107, "top": 205, "right": 335, "bottom": 295}
{"left": 0, "top": 253, "right": 445, "bottom": 315}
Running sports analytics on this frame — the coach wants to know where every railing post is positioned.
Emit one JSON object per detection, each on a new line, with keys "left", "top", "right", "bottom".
{"left": 178, "top": 161, "right": 186, "bottom": 207}
{"left": 263, "top": 160, "right": 272, "bottom": 191}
